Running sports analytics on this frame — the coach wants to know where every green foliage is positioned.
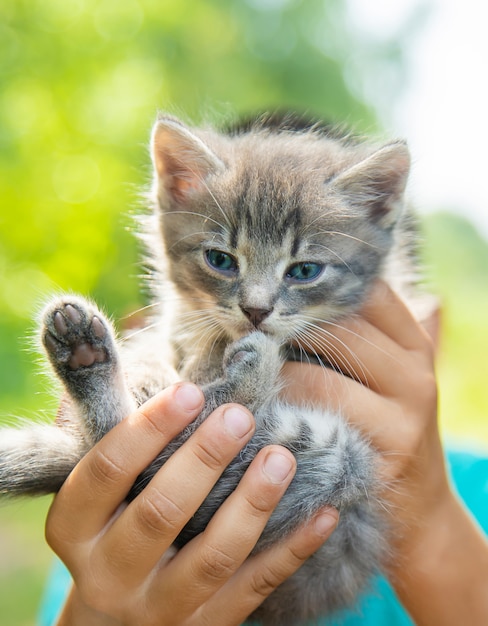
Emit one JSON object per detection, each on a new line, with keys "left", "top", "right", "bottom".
{"left": 0, "top": 0, "right": 377, "bottom": 421}
{"left": 0, "top": 498, "right": 52, "bottom": 626}
{"left": 421, "top": 213, "right": 488, "bottom": 447}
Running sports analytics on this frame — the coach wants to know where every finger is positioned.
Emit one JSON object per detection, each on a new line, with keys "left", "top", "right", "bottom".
{"left": 46, "top": 382, "right": 204, "bottom": 547}
{"left": 299, "top": 317, "right": 412, "bottom": 397}
{"left": 282, "top": 360, "right": 436, "bottom": 461}
{"left": 98, "top": 404, "right": 255, "bottom": 584}
{"left": 150, "top": 446, "right": 297, "bottom": 623}
{"left": 198, "top": 507, "right": 339, "bottom": 626}
{"left": 420, "top": 306, "right": 441, "bottom": 350}
{"left": 281, "top": 361, "right": 390, "bottom": 435}
{"left": 302, "top": 290, "right": 434, "bottom": 397}
{"left": 358, "top": 280, "right": 434, "bottom": 353}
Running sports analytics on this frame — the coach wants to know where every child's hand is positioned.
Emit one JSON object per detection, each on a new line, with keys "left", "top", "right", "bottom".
{"left": 283, "top": 280, "right": 444, "bottom": 534}
{"left": 46, "top": 384, "right": 338, "bottom": 626}
{"left": 283, "top": 281, "right": 488, "bottom": 625}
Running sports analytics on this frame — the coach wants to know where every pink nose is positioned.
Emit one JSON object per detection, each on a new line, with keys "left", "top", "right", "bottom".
{"left": 240, "top": 307, "right": 273, "bottom": 327}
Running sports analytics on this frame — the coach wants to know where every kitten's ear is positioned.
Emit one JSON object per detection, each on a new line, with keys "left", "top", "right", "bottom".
{"left": 151, "top": 116, "right": 224, "bottom": 204}
{"left": 331, "top": 142, "right": 410, "bottom": 226}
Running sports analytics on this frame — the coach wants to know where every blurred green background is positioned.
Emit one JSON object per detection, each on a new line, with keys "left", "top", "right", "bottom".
{"left": 1, "top": 1, "right": 487, "bottom": 624}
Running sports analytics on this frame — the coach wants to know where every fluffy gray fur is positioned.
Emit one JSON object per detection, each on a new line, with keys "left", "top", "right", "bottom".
{"left": 0, "top": 114, "right": 421, "bottom": 625}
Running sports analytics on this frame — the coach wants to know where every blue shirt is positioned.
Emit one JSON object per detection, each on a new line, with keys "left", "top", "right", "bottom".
{"left": 38, "top": 450, "right": 488, "bottom": 626}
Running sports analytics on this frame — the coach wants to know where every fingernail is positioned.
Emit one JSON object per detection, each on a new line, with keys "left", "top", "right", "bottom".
{"left": 223, "top": 406, "right": 253, "bottom": 439}
{"left": 314, "top": 509, "right": 339, "bottom": 536}
{"left": 263, "top": 451, "right": 294, "bottom": 484}
{"left": 174, "top": 383, "right": 203, "bottom": 412}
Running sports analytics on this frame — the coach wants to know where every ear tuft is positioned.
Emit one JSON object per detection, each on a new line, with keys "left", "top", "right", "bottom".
{"left": 332, "top": 142, "right": 411, "bottom": 226}
{"left": 151, "top": 116, "right": 224, "bottom": 204}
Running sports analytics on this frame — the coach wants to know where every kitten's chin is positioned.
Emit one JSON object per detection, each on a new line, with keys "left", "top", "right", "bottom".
{"left": 225, "top": 323, "right": 285, "bottom": 343}
{"left": 221, "top": 314, "right": 291, "bottom": 342}
{"left": 227, "top": 325, "right": 259, "bottom": 340}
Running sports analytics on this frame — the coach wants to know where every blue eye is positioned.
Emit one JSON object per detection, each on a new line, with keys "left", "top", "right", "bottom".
{"left": 286, "top": 262, "right": 323, "bottom": 283}
{"left": 205, "top": 249, "right": 238, "bottom": 274}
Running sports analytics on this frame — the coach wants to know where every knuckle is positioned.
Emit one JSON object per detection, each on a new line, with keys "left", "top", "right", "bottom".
{"left": 137, "top": 488, "right": 186, "bottom": 537}
{"left": 245, "top": 493, "right": 275, "bottom": 517}
{"left": 197, "top": 543, "right": 239, "bottom": 582}
{"left": 44, "top": 513, "right": 63, "bottom": 551}
{"left": 88, "top": 448, "right": 130, "bottom": 490}
{"left": 74, "top": 560, "right": 118, "bottom": 612}
{"left": 249, "top": 564, "right": 286, "bottom": 599}
{"left": 78, "top": 576, "right": 106, "bottom": 612}
{"left": 192, "top": 440, "right": 226, "bottom": 472}
{"left": 244, "top": 486, "right": 278, "bottom": 517}
{"left": 417, "top": 371, "right": 438, "bottom": 408}
{"left": 395, "top": 417, "right": 424, "bottom": 457}
{"left": 78, "top": 576, "right": 126, "bottom": 619}
{"left": 137, "top": 403, "right": 170, "bottom": 438}
{"left": 284, "top": 541, "right": 313, "bottom": 567}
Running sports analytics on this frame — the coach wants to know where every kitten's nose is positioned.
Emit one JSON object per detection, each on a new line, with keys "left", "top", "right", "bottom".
{"left": 240, "top": 307, "right": 273, "bottom": 327}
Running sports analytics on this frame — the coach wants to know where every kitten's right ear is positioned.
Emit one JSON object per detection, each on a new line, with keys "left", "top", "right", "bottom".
{"left": 151, "top": 116, "right": 224, "bottom": 204}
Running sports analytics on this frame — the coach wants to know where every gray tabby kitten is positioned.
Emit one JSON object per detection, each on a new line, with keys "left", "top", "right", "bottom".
{"left": 0, "top": 113, "right": 418, "bottom": 625}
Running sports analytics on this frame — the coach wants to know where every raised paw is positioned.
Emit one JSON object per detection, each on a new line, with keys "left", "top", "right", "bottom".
{"left": 41, "top": 296, "right": 116, "bottom": 374}
{"left": 224, "top": 331, "right": 278, "bottom": 368}
{"left": 220, "top": 332, "right": 283, "bottom": 408}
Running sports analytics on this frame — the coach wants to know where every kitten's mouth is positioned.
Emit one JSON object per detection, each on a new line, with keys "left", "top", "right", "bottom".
{"left": 230, "top": 321, "right": 276, "bottom": 340}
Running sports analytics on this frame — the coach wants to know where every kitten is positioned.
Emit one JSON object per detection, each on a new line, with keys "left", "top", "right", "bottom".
{"left": 0, "top": 113, "right": 420, "bottom": 625}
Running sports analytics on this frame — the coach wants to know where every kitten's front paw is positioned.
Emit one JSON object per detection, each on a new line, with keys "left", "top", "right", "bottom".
{"left": 41, "top": 296, "right": 116, "bottom": 375}
{"left": 221, "top": 332, "right": 283, "bottom": 407}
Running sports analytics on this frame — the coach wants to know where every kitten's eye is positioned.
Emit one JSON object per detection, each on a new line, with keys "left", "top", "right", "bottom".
{"left": 205, "top": 249, "right": 238, "bottom": 275}
{"left": 286, "top": 262, "right": 323, "bottom": 283}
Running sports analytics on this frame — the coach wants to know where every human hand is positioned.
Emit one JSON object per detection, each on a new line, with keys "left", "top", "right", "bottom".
{"left": 282, "top": 281, "right": 488, "bottom": 625}
{"left": 46, "top": 384, "right": 338, "bottom": 626}
{"left": 282, "top": 281, "right": 445, "bottom": 546}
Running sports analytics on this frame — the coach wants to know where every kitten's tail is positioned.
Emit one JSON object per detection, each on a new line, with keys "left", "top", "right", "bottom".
{"left": 0, "top": 424, "right": 83, "bottom": 496}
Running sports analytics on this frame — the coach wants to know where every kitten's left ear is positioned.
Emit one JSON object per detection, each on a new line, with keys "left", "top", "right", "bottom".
{"left": 151, "top": 116, "right": 224, "bottom": 204}
{"left": 331, "top": 141, "right": 410, "bottom": 226}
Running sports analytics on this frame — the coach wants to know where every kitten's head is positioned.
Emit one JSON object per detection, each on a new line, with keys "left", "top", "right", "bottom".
{"left": 149, "top": 115, "right": 410, "bottom": 344}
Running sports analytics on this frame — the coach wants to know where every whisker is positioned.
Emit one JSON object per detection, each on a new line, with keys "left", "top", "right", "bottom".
{"left": 121, "top": 302, "right": 161, "bottom": 320}
{"left": 161, "top": 210, "right": 228, "bottom": 232}
{"left": 122, "top": 319, "right": 165, "bottom": 342}
{"left": 297, "top": 320, "right": 371, "bottom": 386}
{"left": 308, "top": 243, "right": 354, "bottom": 273}
{"left": 306, "top": 315, "right": 403, "bottom": 367}
{"left": 183, "top": 318, "right": 226, "bottom": 375}
{"left": 121, "top": 302, "right": 220, "bottom": 343}
{"left": 293, "top": 333, "right": 328, "bottom": 370}
{"left": 196, "top": 173, "right": 232, "bottom": 230}
{"left": 166, "top": 229, "right": 234, "bottom": 254}
{"left": 305, "top": 326, "right": 365, "bottom": 379}
{"left": 295, "top": 330, "right": 360, "bottom": 386}
{"left": 312, "top": 230, "right": 381, "bottom": 250}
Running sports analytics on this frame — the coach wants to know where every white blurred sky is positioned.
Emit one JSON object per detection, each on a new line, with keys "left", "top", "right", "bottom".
{"left": 346, "top": 0, "right": 488, "bottom": 238}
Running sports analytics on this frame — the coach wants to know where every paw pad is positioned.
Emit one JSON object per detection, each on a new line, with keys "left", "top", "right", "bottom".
{"left": 227, "top": 348, "right": 255, "bottom": 366}
{"left": 68, "top": 341, "right": 107, "bottom": 369}
{"left": 43, "top": 300, "right": 111, "bottom": 372}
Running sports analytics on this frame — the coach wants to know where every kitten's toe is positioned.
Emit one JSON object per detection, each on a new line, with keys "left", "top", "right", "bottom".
{"left": 221, "top": 332, "right": 283, "bottom": 406}
{"left": 41, "top": 297, "right": 115, "bottom": 373}
{"left": 224, "top": 331, "right": 279, "bottom": 369}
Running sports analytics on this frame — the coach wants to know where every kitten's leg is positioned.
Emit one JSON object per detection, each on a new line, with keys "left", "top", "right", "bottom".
{"left": 0, "top": 296, "right": 137, "bottom": 497}
{"left": 41, "top": 296, "right": 137, "bottom": 444}
{"left": 0, "top": 421, "right": 83, "bottom": 496}
{"left": 203, "top": 331, "right": 284, "bottom": 413}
